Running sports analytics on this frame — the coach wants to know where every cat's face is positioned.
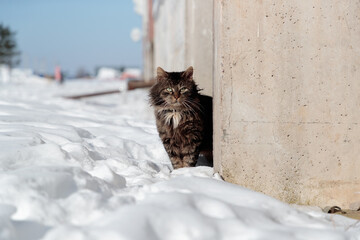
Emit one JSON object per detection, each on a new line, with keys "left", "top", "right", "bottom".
{"left": 150, "top": 67, "right": 199, "bottom": 109}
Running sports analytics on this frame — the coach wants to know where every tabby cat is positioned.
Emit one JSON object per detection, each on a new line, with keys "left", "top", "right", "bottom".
{"left": 149, "top": 66, "right": 212, "bottom": 169}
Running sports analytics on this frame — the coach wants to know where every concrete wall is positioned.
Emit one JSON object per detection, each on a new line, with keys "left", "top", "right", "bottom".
{"left": 214, "top": 0, "right": 360, "bottom": 208}
{"left": 143, "top": 0, "right": 154, "bottom": 82}
{"left": 185, "top": 0, "right": 213, "bottom": 96}
{"left": 133, "top": 0, "right": 154, "bottom": 82}
{"left": 152, "top": 0, "right": 213, "bottom": 96}
{"left": 153, "top": 0, "right": 187, "bottom": 71}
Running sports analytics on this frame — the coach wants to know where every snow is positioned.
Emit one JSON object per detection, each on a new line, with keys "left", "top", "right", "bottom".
{"left": 96, "top": 67, "right": 121, "bottom": 80}
{"left": 0, "top": 75, "right": 359, "bottom": 240}
{"left": 0, "top": 65, "right": 11, "bottom": 83}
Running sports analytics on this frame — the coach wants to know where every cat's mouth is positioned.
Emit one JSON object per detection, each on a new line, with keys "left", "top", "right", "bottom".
{"left": 172, "top": 102, "right": 182, "bottom": 107}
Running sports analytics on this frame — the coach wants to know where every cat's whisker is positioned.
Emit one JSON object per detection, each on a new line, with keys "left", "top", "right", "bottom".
{"left": 188, "top": 99, "right": 204, "bottom": 110}
{"left": 187, "top": 105, "right": 198, "bottom": 118}
{"left": 152, "top": 99, "right": 167, "bottom": 107}
{"left": 184, "top": 100, "right": 203, "bottom": 114}
{"left": 185, "top": 101, "right": 198, "bottom": 113}
{"left": 191, "top": 103, "right": 204, "bottom": 113}
{"left": 182, "top": 101, "right": 197, "bottom": 116}
{"left": 184, "top": 100, "right": 196, "bottom": 114}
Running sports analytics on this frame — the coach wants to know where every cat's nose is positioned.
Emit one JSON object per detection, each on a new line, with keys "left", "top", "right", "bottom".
{"left": 174, "top": 94, "right": 180, "bottom": 100}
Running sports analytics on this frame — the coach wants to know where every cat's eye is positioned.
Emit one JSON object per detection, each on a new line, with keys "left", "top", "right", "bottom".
{"left": 166, "top": 87, "right": 173, "bottom": 93}
{"left": 180, "top": 87, "right": 188, "bottom": 93}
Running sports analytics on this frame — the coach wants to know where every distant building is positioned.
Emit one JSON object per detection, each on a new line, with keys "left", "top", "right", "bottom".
{"left": 96, "top": 67, "right": 141, "bottom": 81}
{"left": 120, "top": 68, "right": 141, "bottom": 80}
{"left": 96, "top": 67, "right": 121, "bottom": 80}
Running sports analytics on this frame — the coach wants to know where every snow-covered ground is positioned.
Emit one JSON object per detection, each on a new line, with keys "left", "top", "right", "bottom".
{"left": 0, "top": 77, "right": 359, "bottom": 240}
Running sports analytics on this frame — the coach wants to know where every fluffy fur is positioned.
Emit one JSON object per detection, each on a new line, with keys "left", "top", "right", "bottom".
{"left": 149, "top": 66, "right": 212, "bottom": 169}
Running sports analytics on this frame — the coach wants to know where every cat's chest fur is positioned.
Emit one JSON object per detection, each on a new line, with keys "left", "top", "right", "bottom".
{"left": 161, "top": 110, "right": 182, "bottom": 128}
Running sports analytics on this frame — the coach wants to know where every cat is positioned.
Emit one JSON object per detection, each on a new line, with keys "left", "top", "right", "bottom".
{"left": 149, "top": 66, "right": 212, "bottom": 169}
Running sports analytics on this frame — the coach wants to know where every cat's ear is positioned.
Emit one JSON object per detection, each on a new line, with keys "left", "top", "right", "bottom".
{"left": 156, "top": 67, "right": 168, "bottom": 81}
{"left": 182, "top": 66, "right": 193, "bottom": 80}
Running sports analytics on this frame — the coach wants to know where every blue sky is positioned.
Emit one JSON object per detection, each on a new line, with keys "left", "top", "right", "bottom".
{"left": 0, "top": 0, "right": 142, "bottom": 76}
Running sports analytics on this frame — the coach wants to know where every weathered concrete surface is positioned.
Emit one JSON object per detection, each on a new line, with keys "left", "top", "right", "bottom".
{"left": 185, "top": 0, "right": 213, "bottom": 96}
{"left": 214, "top": 0, "right": 360, "bottom": 208}
{"left": 153, "top": 0, "right": 186, "bottom": 72}
{"left": 152, "top": 0, "right": 213, "bottom": 96}
{"left": 134, "top": 0, "right": 154, "bottom": 82}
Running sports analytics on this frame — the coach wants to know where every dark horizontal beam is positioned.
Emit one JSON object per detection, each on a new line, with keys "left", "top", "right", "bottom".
{"left": 63, "top": 79, "right": 156, "bottom": 100}
{"left": 64, "top": 90, "right": 120, "bottom": 99}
